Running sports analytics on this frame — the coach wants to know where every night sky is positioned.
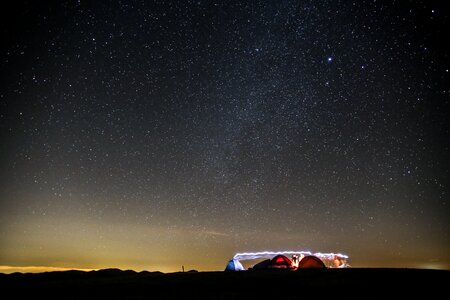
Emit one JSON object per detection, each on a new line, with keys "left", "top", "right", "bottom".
{"left": 1, "top": 1, "right": 449, "bottom": 273}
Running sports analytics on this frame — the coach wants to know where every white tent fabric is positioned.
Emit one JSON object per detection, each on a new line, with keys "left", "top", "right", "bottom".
{"left": 225, "top": 259, "right": 245, "bottom": 271}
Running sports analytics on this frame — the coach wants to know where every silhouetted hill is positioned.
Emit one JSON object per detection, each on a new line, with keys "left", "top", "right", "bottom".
{"left": 1, "top": 268, "right": 448, "bottom": 299}
{"left": 89, "top": 268, "right": 137, "bottom": 277}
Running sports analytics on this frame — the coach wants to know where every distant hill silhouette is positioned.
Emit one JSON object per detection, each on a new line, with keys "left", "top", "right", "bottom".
{"left": 90, "top": 268, "right": 138, "bottom": 277}
{"left": 1, "top": 268, "right": 448, "bottom": 299}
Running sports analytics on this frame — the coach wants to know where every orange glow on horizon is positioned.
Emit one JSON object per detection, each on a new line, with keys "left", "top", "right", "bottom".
{"left": 0, "top": 265, "right": 97, "bottom": 274}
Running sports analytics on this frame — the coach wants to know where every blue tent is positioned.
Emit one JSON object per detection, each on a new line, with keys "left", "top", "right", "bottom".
{"left": 224, "top": 259, "right": 245, "bottom": 271}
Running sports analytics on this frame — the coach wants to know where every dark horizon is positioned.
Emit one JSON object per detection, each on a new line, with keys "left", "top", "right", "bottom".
{"left": 1, "top": 268, "right": 449, "bottom": 300}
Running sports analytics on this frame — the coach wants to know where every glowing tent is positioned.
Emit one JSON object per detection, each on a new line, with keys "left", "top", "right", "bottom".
{"left": 250, "top": 255, "right": 294, "bottom": 270}
{"left": 270, "top": 255, "right": 294, "bottom": 269}
{"left": 224, "top": 259, "right": 245, "bottom": 271}
{"left": 297, "top": 255, "right": 326, "bottom": 269}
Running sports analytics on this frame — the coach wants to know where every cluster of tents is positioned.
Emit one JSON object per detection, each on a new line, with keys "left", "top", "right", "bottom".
{"left": 225, "top": 254, "right": 326, "bottom": 271}
{"left": 225, "top": 251, "right": 349, "bottom": 271}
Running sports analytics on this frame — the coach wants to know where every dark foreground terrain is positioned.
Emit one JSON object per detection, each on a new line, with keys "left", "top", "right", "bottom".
{"left": 1, "top": 268, "right": 448, "bottom": 299}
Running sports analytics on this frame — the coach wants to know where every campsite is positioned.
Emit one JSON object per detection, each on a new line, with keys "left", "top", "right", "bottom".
{"left": 2, "top": 252, "right": 448, "bottom": 298}
{"left": 1, "top": 267, "right": 448, "bottom": 299}
{"left": 225, "top": 250, "right": 349, "bottom": 271}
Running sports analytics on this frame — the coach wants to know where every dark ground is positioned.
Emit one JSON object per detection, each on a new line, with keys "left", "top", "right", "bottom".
{"left": 0, "top": 268, "right": 448, "bottom": 299}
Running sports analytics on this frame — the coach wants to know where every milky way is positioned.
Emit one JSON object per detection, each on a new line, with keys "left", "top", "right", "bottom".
{"left": 0, "top": 1, "right": 448, "bottom": 272}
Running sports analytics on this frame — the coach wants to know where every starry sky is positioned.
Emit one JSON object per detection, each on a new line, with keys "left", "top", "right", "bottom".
{"left": 0, "top": 0, "right": 449, "bottom": 273}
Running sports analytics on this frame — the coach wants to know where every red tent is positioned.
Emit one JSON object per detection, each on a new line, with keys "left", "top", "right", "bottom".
{"left": 269, "top": 255, "right": 294, "bottom": 269}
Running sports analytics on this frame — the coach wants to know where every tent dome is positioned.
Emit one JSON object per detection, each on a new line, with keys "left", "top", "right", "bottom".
{"left": 269, "top": 255, "right": 293, "bottom": 269}
{"left": 225, "top": 259, "right": 245, "bottom": 271}
{"left": 252, "top": 259, "right": 271, "bottom": 270}
{"left": 297, "top": 255, "right": 326, "bottom": 269}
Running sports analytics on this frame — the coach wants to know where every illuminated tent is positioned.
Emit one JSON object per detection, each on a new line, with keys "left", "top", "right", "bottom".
{"left": 225, "top": 259, "right": 245, "bottom": 271}
{"left": 270, "top": 255, "right": 294, "bottom": 269}
{"left": 251, "top": 255, "right": 294, "bottom": 270}
{"left": 297, "top": 255, "right": 326, "bottom": 269}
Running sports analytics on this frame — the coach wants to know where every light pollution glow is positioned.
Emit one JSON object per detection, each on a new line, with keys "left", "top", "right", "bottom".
{"left": 1, "top": 210, "right": 449, "bottom": 273}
